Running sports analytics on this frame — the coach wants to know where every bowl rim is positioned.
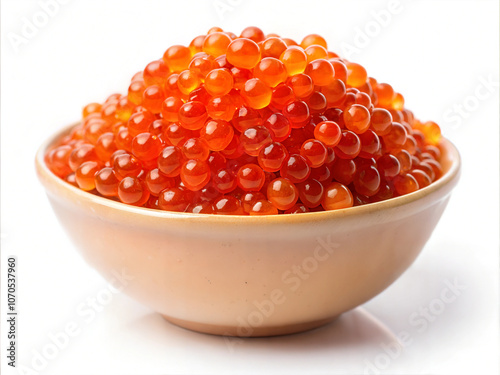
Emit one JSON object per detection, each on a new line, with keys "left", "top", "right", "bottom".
{"left": 36, "top": 123, "right": 461, "bottom": 224}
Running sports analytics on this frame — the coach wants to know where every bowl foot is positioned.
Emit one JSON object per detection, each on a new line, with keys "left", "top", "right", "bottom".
{"left": 160, "top": 314, "right": 339, "bottom": 337}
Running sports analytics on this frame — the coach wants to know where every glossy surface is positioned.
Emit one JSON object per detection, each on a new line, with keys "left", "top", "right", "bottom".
{"left": 45, "top": 29, "right": 449, "bottom": 214}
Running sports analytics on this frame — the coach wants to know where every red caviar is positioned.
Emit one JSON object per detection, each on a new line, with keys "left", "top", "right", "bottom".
{"left": 46, "top": 27, "right": 444, "bottom": 214}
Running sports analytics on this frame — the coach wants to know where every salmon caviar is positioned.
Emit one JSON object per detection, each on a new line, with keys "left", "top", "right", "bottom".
{"left": 158, "top": 187, "right": 191, "bottom": 212}
{"left": 258, "top": 142, "right": 288, "bottom": 172}
{"left": 241, "top": 191, "right": 265, "bottom": 212}
{"left": 346, "top": 62, "right": 368, "bottom": 88}
{"left": 280, "top": 46, "right": 307, "bottom": 76}
{"left": 287, "top": 74, "right": 314, "bottom": 98}
{"left": 213, "top": 169, "right": 237, "bottom": 193}
{"left": 143, "top": 60, "right": 169, "bottom": 86}
{"left": 180, "top": 159, "right": 211, "bottom": 191}
{"left": 205, "top": 69, "right": 234, "bottom": 96}
{"left": 128, "top": 80, "right": 146, "bottom": 105}
{"left": 145, "top": 168, "right": 175, "bottom": 196}
{"left": 158, "top": 146, "right": 184, "bottom": 177}
{"left": 163, "top": 45, "right": 191, "bottom": 72}
{"left": 118, "top": 177, "right": 150, "bottom": 206}
{"left": 240, "top": 26, "right": 265, "bottom": 43}
{"left": 113, "top": 153, "right": 142, "bottom": 179}
{"left": 414, "top": 121, "right": 442, "bottom": 145}
{"left": 82, "top": 103, "right": 102, "bottom": 118}
{"left": 200, "top": 119, "right": 234, "bottom": 151}
{"left": 206, "top": 95, "right": 237, "bottom": 121}
{"left": 236, "top": 164, "right": 265, "bottom": 191}
{"left": 177, "top": 69, "right": 202, "bottom": 95}
{"left": 226, "top": 38, "right": 261, "bottom": 69}
{"left": 322, "top": 79, "right": 346, "bottom": 105}
{"left": 46, "top": 145, "right": 72, "bottom": 178}
{"left": 232, "top": 106, "right": 262, "bottom": 132}
{"left": 300, "top": 139, "right": 327, "bottom": 168}
{"left": 189, "top": 53, "right": 215, "bottom": 77}
{"left": 142, "top": 85, "right": 165, "bottom": 114}
{"left": 393, "top": 173, "right": 419, "bottom": 195}
{"left": 163, "top": 122, "right": 192, "bottom": 146}
{"left": 240, "top": 126, "right": 272, "bottom": 156}
{"left": 260, "top": 37, "right": 287, "bottom": 59}
{"left": 322, "top": 182, "right": 353, "bottom": 210}
{"left": 46, "top": 27, "right": 445, "bottom": 214}
{"left": 128, "top": 111, "right": 155, "bottom": 137}
{"left": 249, "top": 199, "right": 279, "bottom": 215}
{"left": 178, "top": 101, "right": 208, "bottom": 130}
{"left": 241, "top": 78, "right": 272, "bottom": 109}
{"left": 182, "top": 138, "right": 210, "bottom": 161}
{"left": 75, "top": 161, "right": 100, "bottom": 191}
{"left": 281, "top": 154, "right": 311, "bottom": 183}
{"left": 314, "top": 121, "right": 341, "bottom": 146}
{"left": 335, "top": 131, "right": 361, "bottom": 159}
{"left": 344, "top": 104, "right": 371, "bottom": 134}
{"left": 283, "top": 100, "right": 310, "bottom": 128}
{"left": 329, "top": 59, "right": 347, "bottom": 83}
{"left": 409, "top": 169, "right": 432, "bottom": 188}
{"left": 132, "top": 133, "right": 162, "bottom": 161}
{"left": 95, "top": 167, "right": 120, "bottom": 197}
{"left": 189, "top": 35, "right": 206, "bottom": 55}
{"left": 353, "top": 165, "right": 381, "bottom": 197}
{"left": 271, "top": 83, "right": 295, "bottom": 110}
{"left": 253, "top": 58, "right": 287, "bottom": 88}
{"left": 304, "top": 59, "right": 334, "bottom": 86}
{"left": 161, "top": 96, "right": 183, "bottom": 122}
{"left": 370, "top": 108, "right": 393, "bottom": 135}
{"left": 301, "top": 34, "right": 328, "bottom": 49}
{"left": 267, "top": 177, "right": 299, "bottom": 210}
{"left": 212, "top": 195, "right": 245, "bottom": 215}
{"left": 263, "top": 113, "right": 291, "bottom": 142}
{"left": 285, "top": 204, "right": 310, "bottom": 214}
{"left": 298, "top": 179, "right": 324, "bottom": 208}
{"left": 69, "top": 144, "right": 99, "bottom": 171}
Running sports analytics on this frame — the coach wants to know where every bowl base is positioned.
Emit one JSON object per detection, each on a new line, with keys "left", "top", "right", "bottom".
{"left": 161, "top": 314, "right": 339, "bottom": 337}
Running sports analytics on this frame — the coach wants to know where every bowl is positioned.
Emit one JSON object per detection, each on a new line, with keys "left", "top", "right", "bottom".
{"left": 35, "top": 124, "right": 461, "bottom": 337}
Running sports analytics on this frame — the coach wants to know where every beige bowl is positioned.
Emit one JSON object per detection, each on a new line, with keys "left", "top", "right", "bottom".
{"left": 35, "top": 125, "right": 460, "bottom": 337}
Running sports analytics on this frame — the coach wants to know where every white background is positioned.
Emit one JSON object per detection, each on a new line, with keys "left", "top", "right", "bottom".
{"left": 1, "top": 0, "right": 499, "bottom": 374}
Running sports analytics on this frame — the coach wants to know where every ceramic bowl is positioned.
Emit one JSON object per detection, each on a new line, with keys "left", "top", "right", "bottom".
{"left": 35, "top": 124, "right": 460, "bottom": 337}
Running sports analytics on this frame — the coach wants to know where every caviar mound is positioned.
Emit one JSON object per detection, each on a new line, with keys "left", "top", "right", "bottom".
{"left": 45, "top": 26, "right": 444, "bottom": 215}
